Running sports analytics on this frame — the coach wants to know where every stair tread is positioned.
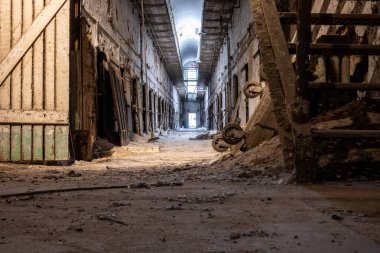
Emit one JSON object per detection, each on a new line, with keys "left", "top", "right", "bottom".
{"left": 312, "top": 129, "right": 380, "bottom": 139}
{"left": 280, "top": 12, "right": 380, "bottom": 25}
{"left": 308, "top": 82, "right": 380, "bottom": 90}
{"left": 288, "top": 43, "right": 380, "bottom": 55}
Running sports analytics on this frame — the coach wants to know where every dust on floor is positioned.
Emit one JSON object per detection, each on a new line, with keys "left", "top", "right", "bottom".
{"left": 0, "top": 130, "right": 379, "bottom": 252}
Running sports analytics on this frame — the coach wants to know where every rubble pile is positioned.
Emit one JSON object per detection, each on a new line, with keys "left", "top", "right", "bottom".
{"left": 311, "top": 98, "right": 380, "bottom": 180}
{"left": 92, "top": 137, "right": 115, "bottom": 159}
{"left": 210, "top": 136, "right": 288, "bottom": 183}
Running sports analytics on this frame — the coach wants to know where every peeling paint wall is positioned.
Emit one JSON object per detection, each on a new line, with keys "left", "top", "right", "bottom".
{"left": 207, "top": 0, "right": 260, "bottom": 130}
{"left": 79, "top": 0, "right": 180, "bottom": 138}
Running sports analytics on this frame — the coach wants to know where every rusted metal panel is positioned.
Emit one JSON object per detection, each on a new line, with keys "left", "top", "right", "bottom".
{"left": 0, "top": 0, "right": 70, "bottom": 163}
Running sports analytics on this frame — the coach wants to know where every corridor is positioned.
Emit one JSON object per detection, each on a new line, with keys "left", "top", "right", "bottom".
{"left": 1, "top": 0, "right": 380, "bottom": 252}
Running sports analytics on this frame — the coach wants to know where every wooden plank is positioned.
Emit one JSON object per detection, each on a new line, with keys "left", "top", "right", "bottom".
{"left": 243, "top": 87, "right": 277, "bottom": 149}
{"left": 33, "top": 126, "right": 44, "bottom": 161}
{"left": 22, "top": 125, "right": 32, "bottom": 161}
{"left": 251, "top": 0, "right": 295, "bottom": 169}
{"left": 10, "top": 126, "right": 21, "bottom": 161}
{"left": 109, "top": 67, "right": 128, "bottom": 146}
{"left": 0, "top": 126, "right": 11, "bottom": 161}
{"left": 294, "top": 0, "right": 316, "bottom": 183}
{"left": 55, "top": 126, "right": 69, "bottom": 160}
{"left": 45, "top": 13, "right": 56, "bottom": 110}
{"left": 33, "top": 0, "right": 45, "bottom": 110}
{"left": 261, "top": 0, "right": 296, "bottom": 103}
{"left": 10, "top": 1, "right": 23, "bottom": 162}
{"left": 11, "top": 0, "right": 23, "bottom": 110}
{"left": 44, "top": 126, "right": 55, "bottom": 161}
{"left": 21, "top": 1, "right": 34, "bottom": 162}
{"left": 0, "top": 110, "right": 69, "bottom": 124}
{"left": 22, "top": 0, "right": 34, "bottom": 110}
{"left": 55, "top": 0, "right": 70, "bottom": 112}
{"left": 0, "top": 0, "right": 68, "bottom": 86}
{"left": 0, "top": 0, "right": 11, "bottom": 110}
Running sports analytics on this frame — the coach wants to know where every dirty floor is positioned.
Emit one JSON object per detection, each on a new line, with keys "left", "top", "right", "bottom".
{"left": 0, "top": 131, "right": 379, "bottom": 253}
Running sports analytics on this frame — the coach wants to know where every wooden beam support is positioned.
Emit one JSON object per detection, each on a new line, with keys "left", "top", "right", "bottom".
{"left": 251, "top": 0, "right": 296, "bottom": 170}
{"left": 144, "top": 3, "right": 165, "bottom": 8}
{"left": 0, "top": 110, "right": 69, "bottom": 125}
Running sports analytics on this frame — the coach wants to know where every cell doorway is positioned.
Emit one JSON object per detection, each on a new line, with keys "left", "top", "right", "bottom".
{"left": 188, "top": 113, "right": 197, "bottom": 129}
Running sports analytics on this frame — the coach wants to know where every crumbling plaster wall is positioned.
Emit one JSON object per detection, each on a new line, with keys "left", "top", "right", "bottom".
{"left": 208, "top": 0, "right": 260, "bottom": 130}
{"left": 81, "top": 0, "right": 180, "bottom": 134}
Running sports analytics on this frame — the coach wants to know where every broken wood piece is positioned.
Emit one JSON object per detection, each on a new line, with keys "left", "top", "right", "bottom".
{"left": 241, "top": 87, "right": 277, "bottom": 150}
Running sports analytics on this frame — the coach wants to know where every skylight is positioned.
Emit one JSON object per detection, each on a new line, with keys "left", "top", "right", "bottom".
{"left": 170, "top": 0, "right": 204, "bottom": 101}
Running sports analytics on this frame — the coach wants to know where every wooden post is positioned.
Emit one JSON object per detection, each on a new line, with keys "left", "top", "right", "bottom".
{"left": 294, "top": 0, "right": 316, "bottom": 183}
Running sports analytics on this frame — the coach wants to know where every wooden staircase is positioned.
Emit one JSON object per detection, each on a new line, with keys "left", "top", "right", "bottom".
{"left": 252, "top": 0, "right": 380, "bottom": 182}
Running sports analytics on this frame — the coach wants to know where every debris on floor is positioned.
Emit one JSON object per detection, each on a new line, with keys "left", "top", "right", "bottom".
{"left": 189, "top": 132, "right": 216, "bottom": 140}
{"left": 208, "top": 136, "right": 288, "bottom": 183}
{"left": 311, "top": 99, "right": 380, "bottom": 180}
{"left": 92, "top": 137, "right": 115, "bottom": 159}
{"left": 95, "top": 212, "right": 128, "bottom": 226}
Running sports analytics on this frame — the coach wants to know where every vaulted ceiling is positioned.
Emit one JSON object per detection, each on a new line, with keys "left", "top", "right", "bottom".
{"left": 139, "top": 0, "right": 185, "bottom": 96}
{"left": 141, "top": 0, "right": 238, "bottom": 99}
{"left": 199, "top": 0, "right": 238, "bottom": 86}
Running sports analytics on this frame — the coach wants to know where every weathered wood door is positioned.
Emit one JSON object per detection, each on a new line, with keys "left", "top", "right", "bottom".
{"left": 0, "top": 0, "right": 70, "bottom": 163}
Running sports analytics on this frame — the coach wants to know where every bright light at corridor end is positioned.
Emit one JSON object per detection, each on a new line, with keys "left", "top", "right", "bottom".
{"left": 170, "top": 0, "right": 204, "bottom": 99}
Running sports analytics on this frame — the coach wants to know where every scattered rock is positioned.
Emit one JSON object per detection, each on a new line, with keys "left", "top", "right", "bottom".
{"left": 229, "top": 233, "right": 241, "bottom": 240}
{"left": 237, "top": 171, "right": 252, "bottom": 178}
{"left": 95, "top": 213, "right": 128, "bottom": 226}
{"left": 111, "top": 201, "right": 131, "bottom": 207}
{"left": 148, "top": 136, "right": 160, "bottom": 142}
{"left": 75, "top": 227, "right": 84, "bottom": 232}
{"left": 67, "top": 170, "right": 82, "bottom": 177}
{"left": 42, "top": 175, "right": 63, "bottom": 180}
{"left": 130, "top": 182, "right": 150, "bottom": 189}
{"left": 189, "top": 132, "right": 215, "bottom": 140}
{"left": 152, "top": 181, "right": 184, "bottom": 187}
{"left": 166, "top": 204, "right": 183, "bottom": 211}
{"left": 68, "top": 226, "right": 84, "bottom": 233}
{"left": 168, "top": 193, "right": 235, "bottom": 204}
{"left": 331, "top": 214, "right": 343, "bottom": 221}
{"left": 229, "top": 230, "right": 270, "bottom": 240}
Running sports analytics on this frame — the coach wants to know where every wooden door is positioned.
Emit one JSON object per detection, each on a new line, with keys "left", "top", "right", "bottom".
{"left": 0, "top": 0, "right": 70, "bottom": 163}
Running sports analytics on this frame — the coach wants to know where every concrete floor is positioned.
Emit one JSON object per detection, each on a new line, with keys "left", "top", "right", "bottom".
{"left": 0, "top": 131, "right": 379, "bottom": 253}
